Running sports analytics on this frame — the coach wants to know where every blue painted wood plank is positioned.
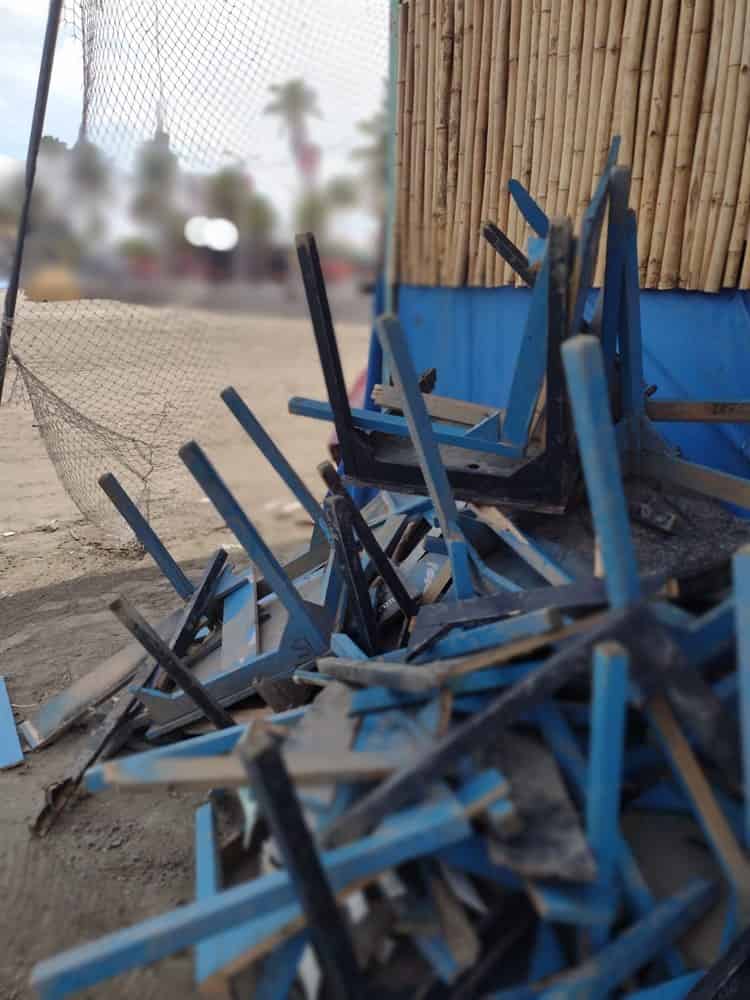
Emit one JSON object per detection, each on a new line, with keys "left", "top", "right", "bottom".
{"left": 475, "top": 507, "right": 573, "bottom": 586}
{"left": 376, "top": 314, "right": 475, "bottom": 599}
{"left": 508, "top": 179, "right": 550, "bottom": 238}
{"left": 288, "top": 396, "right": 526, "bottom": 458}
{"left": 222, "top": 386, "right": 331, "bottom": 541}
{"left": 428, "top": 608, "right": 559, "bottom": 660}
{"left": 536, "top": 703, "right": 686, "bottom": 976}
{"left": 98, "top": 473, "right": 194, "bottom": 600}
{"left": 85, "top": 725, "right": 247, "bottom": 793}
{"left": 501, "top": 251, "right": 550, "bottom": 449}
{"left": 180, "top": 441, "right": 329, "bottom": 652}
{"left": 561, "top": 335, "right": 640, "bottom": 609}
{"left": 539, "top": 879, "right": 716, "bottom": 999}
{"left": 0, "top": 677, "right": 23, "bottom": 769}
{"left": 221, "top": 566, "right": 260, "bottom": 671}
{"left": 586, "top": 643, "right": 630, "bottom": 940}
{"left": 31, "top": 786, "right": 475, "bottom": 998}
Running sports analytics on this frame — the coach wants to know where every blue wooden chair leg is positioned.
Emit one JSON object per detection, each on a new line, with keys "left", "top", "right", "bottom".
{"left": 221, "top": 386, "right": 331, "bottom": 542}
{"left": 376, "top": 314, "right": 474, "bottom": 600}
{"left": 99, "top": 471, "right": 194, "bottom": 600}
{"left": 180, "top": 440, "right": 329, "bottom": 652}
{"left": 561, "top": 334, "right": 640, "bottom": 609}
{"left": 586, "top": 642, "right": 630, "bottom": 963}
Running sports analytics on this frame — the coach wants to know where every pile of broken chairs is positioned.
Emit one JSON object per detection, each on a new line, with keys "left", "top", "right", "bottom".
{"left": 25, "top": 144, "right": 750, "bottom": 998}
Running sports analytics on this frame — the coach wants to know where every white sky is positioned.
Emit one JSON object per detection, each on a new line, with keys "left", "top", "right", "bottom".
{"left": 0, "top": 0, "right": 389, "bottom": 246}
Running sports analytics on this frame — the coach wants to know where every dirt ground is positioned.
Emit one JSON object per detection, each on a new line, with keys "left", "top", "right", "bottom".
{"left": 0, "top": 308, "right": 371, "bottom": 999}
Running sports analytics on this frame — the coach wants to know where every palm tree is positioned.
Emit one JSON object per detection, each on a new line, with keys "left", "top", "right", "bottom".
{"left": 294, "top": 175, "right": 357, "bottom": 245}
{"left": 264, "top": 78, "right": 322, "bottom": 186}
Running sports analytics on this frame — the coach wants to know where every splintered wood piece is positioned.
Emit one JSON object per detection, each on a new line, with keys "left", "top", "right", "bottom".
{"left": 486, "top": 731, "right": 597, "bottom": 882}
{"left": 97, "top": 749, "right": 402, "bottom": 792}
{"left": 321, "top": 605, "right": 637, "bottom": 847}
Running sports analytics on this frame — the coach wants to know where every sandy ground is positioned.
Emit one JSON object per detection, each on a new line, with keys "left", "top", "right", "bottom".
{"left": 0, "top": 308, "right": 370, "bottom": 998}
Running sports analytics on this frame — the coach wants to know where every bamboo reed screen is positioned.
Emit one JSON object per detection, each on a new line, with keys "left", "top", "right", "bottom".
{"left": 395, "top": 0, "right": 750, "bottom": 292}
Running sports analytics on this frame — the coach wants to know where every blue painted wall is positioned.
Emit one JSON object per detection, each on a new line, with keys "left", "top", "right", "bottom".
{"left": 394, "top": 285, "right": 750, "bottom": 484}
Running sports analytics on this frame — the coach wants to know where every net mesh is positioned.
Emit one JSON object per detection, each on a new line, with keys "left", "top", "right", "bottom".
{"left": 4, "top": 0, "right": 388, "bottom": 532}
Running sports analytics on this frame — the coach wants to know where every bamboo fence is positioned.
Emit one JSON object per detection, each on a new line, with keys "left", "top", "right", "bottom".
{"left": 395, "top": 0, "right": 750, "bottom": 291}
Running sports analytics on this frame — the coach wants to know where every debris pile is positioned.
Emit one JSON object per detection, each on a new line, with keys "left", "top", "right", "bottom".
{"left": 17, "top": 149, "right": 750, "bottom": 998}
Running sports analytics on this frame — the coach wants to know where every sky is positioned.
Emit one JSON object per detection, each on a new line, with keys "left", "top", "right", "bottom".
{"left": 0, "top": 0, "right": 389, "bottom": 245}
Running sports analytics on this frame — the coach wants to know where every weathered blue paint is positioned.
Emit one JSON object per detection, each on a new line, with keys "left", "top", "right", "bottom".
{"left": 733, "top": 545, "right": 750, "bottom": 848}
{"left": 562, "top": 336, "right": 640, "bottom": 609}
{"left": 376, "top": 315, "right": 474, "bottom": 599}
{"left": 529, "top": 922, "right": 566, "bottom": 980}
{"left": 222, "top": 386, "right": 331, "bottom": 540}
{"left": 508, "top": 178, "right": 549, "bottom": 238}
{"left": 221, "top": 566, "right": 259, "bottom": 671}
{"left": 586, "top": 643, "right": 630, "bottom": 936}
{"left": 536, "top": 703, "right": 685, "bottom": 976}
{"left": 428, "top": 607, "right": 558, "bottom": 660}
{"left": 181, "top": 441, "right": 329, "bottom": 652}
{"left": 464, "top": 410, "right": 503, "bottom": 441}
{"left": 0, "top": 677, "right": 23, "bottom": 769}
{"left": 478, "top": 512, "right": 573, "bottom": 586}
{"left": 253, "top": 932, "right": 306, "bottom": 1000}
{"left": 85, "top": 724, "right": 247, "bottom": 793}
{"left": 538, "top": 878, "right": 715, "bottom": 999}
{"left": 288, "top": 395, "right": 527, "bottom": 458}
{"left": 98, "top": 473, "right": 194, "bottom": 600}
{"left": 501, "top": 250, "right": 550, "bottom": 450}
{"left": 529, "top": 882, "right": 615, "bottom": 927}
{"left": 31, "top": 790, "right": 474, "bottom": 998}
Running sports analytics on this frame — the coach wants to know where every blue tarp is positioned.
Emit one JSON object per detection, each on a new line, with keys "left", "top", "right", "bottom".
{"left": 392, "top": 285, "right": 750, "bottom": 487}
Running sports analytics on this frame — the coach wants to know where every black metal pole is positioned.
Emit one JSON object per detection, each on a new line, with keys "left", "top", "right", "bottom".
{"left": 0, "top": 0, "right": 64, "bottom": 405}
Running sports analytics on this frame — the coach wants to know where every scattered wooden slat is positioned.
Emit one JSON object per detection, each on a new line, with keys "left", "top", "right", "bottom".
{"left": 0, "top": 677, "right": 23, "bottom": 769}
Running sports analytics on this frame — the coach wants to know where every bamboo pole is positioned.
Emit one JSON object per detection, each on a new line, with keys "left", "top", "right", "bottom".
{"left": 680, "top": 0, "right": 724, "bottom": 285}
{"left": 395, "top": 1, "right": 409, "bottom": 283}
{"left": 412, "top": 0, "right": 431, "bottom": 282}
{"left": 660, "top": 0, "right": 711, "bottom": 288}
{"left": 593, "top": 0, "right": 626, "bottom": 183}
{"left": 547, "top": 0, "right": 571, "bottom": 217}
{"left": 740, "top": 205, "right": 750, "bottom": 288}
{"left": 513, "top": 0, "right": 541, "bottom": 284}
{"left": 707, "top": 6, "right": 750, "bottom": 290}
{"left": 637, "top": 0, "right": 680, "bottom": 284}
{"left": 576, "top": 0, "right": 610, "bottom": 214}
{"left": 631, "top": 0, "right": 663, "bottom": 217}
{"left": 407, "top": 0, "right": 421, "bottom": 281}
{"left": 530, "top": 0, "right": 552, "bottom": 210}
{"left": 592, "top": 0, "right": 626, "bottom": 286}
{"left": 725, "top": 130, "right": 750, "bottom": 287}
{"left": 422, "top": 0, "right": 438, "bottom": 284}
{"left": 509, "top": 0, "right": 533, "bottom": 257}
{"left": 468, "top": 0, "right": 493, "bottom": 284}
{"left": 702, "top": 0, "right": 748, "bottom": 289}
{"left": 521, "top": 0, "right": 542, "bottom": 195}
{"left": 478, "top": 0, "right": 508, "bottom": 285}
{"left": 538, "top": 0, "right": 560, "bottom": 216}
{"left": 496, "top": 0, "right": 522, "bottom": 284}
{"left": 567, "top": 0, "right": 597, "bottom": 218}
{"left": 556, "top": 0, "right": 584, "bottom": 215}
{"left": 433, "top": 0, "right": 453, "bottom": 284}
{"left": 443, "top": 0, "right": 464, "bottom": 282}
{"left": 451, "top": 0, "right": 474, "bottom": 251}
{"left": 686, "top": 0, "right": 733, "bottom": 289}
{"left": 645, "top": 0, "right": 694, "bottom": 288}
{"left": 616, "top": 0, "right": 649, "bottom": 171}
{"left": 450, "top": 0, "right": 482, "bottom": 285}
